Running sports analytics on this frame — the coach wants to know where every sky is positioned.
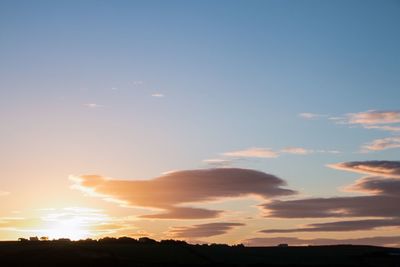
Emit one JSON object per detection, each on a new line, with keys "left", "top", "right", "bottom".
{"left": 0, "top": 0, "right": 399, "bottom": 246}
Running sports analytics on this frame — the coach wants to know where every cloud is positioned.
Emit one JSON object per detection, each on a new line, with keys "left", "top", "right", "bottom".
{"left": 219, "top": 146, "right": 337, "bottom": 161}
{"left": 202, "top": 158, "right": 232, "bottom": 167}
{"left": 362, "top": 125, "right": 400, "bottom": 132}
{"left": 263, "top": 161, "right": 400, "bottom": 218}
{"left": 71, "top": 168, "right": 296, "bottom": 219}
{"left": 168, "top": 222, "right": 245, "bottom": 238}
{"left": 328, "top": 161, "right": 400, "bottom": 178}
{"left": 260, "top": 218, "right": 400, "bottom": 233}
{"left": 222, "top": 148, "right": 279, "bottom": 158}
{"left": 243, "top": 236, "right": 400, "bottom": 247}
{"left": 84, "top": 103, "right": 105, "bottom": 108}
{"left": 262, "top": 195, "right": 400, "bottom": 218}
{"left": 151, "top": 93, "right": 164, "bottom": 98}
{"left": 260, "top": 161, "right": 400, "bottom": 235}
{"left": 344, "top": 176, "right": 400, "bottom": 196}
{"left": 362, "top": 136, "right": 400, "bottom": 152}
{"left": 346, "top": 110, "right": 400, "bottom": 125}
{"left": 298, "top": 113, "right": 325, "bottom": 119}
{"left": 141, "top": 207, "right": 223, "bottom": 219}
{"left": 281, "top": 147, "right": 311, "bottom": 155}
{"left": 0, "top": 217, "right": 41, "bottom": 229}
{"left": 0, "top": 191, "right": 9, "bottom": 196}
{"left": 133, "top": 81, "right": 144, "bottom": 86}
{"left": 331, "top": 110, "right": 400, "bottom": 132}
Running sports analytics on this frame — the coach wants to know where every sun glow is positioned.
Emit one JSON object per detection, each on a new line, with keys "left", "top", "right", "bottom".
{"left": 41, "top": 218, "right": 90, "bottom": 240}
{"left": 35, "top": 207, "right": 109, "bottom": 240}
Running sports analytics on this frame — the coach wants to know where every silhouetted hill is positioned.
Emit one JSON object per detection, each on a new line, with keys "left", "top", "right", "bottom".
{"left": 1, "top": 239, "right": 399, "bottom": 266}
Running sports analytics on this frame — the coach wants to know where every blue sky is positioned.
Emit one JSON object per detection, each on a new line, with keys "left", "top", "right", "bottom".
{"left": 0, "top": 0, "right": 399, "bottom": 244}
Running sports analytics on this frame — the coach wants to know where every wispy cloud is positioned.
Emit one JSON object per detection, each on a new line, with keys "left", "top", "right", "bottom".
{"left": 132, "top": 81, "right": 144, "bottom": 86}
{"left": 202, "top": 158, "right": 232, "bottom": 167}
{"left": 71, "top": 168, "right": 296, "bottom": 219}
{"left": 362, "top": 136, "right": 400, "bottom": 152}
{"left": 281, "top": 147, "right": 312, "bottom": 155}
{"left": 331, "top": 110, "right": 400, "bottom": 132}
{"left": 151, "top": 93, "right": 164, "bottom": 98}
{"left": 0, "top": 191, "right": 10, "bottom": 196}
{"left": 216, "top": 146, "right": 338, "bottom": 162}
{"left": 298, "top": 113, "right": 325, "bottom": 120}
{"left": 84, "top": 103, "right": 105, "bottom": 108}
{"left": 222, "top": 148, "right": 279, "bottom": 158}
{"left": 168, "top": 222, "right": 245, "bottom": 238}
{"left": 346, "top": 110, "right": 400, "bottom": 125}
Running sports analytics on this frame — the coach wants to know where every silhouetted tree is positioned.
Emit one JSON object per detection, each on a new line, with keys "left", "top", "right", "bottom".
{"left": 160, "top": 239, "right": 188, "bottom": 246}
{"left": 117, "top": 236, "right": 138, "bottom": 243}
{"left": 138, "top": 237, "right": 157, "bottom": 244}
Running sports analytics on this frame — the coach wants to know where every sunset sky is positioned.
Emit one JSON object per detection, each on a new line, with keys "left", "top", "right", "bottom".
{"left": 1, "top": 0, "right": 399, "bottom": 246}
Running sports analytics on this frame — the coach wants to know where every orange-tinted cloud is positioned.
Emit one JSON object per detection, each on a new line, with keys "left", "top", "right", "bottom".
{"left": 169, "top": 222, "right": 245, "bottom": 238}
{"left": 346, "top": 110, "right": 400, "bottom": 125}
{"left": 71, "top": 168, "right": 296, "bottom": 219}
{"left": 362, "top": 136, "right": 400, "bottom": 152}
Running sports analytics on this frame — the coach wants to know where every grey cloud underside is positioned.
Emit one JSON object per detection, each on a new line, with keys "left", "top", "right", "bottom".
{"left": 74, "top": 168, "right": 295, "bottom": 219}
{"left": 259, "top": 161, "right": 400, "bottom": 236}
{"left": 349, "top": 176, "right": 400, "bottom": 196}
{"left": 244, "top": 236, "right": 400, "bottom": 247}
{"left": 263, "top": 195, "right": 400, "bottom": 218}
{"left": 263, "top": 175, "right": 400, "bottom": 219}
{"left": 169, "top": 222, "right": 245, "bottom": 238}
{"left": 261, "top": 218, "right": 400, "bottom": 233}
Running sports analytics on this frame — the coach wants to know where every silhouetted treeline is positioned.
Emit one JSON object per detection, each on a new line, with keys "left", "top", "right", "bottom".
{"left": 18, "top": 236, "right": 245, "bottom": 248}
{"left": 2, "top": 238, "right": 399, "bottom": 267}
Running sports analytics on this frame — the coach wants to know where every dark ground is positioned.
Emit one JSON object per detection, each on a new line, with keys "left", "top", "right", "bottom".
{"left": 0, "top": 240, "right": 399, "bottom": 267}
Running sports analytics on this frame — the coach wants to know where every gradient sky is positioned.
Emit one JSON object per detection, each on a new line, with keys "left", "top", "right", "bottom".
{"left": 0, "top": 0, "right": 399, "bottom": 246}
